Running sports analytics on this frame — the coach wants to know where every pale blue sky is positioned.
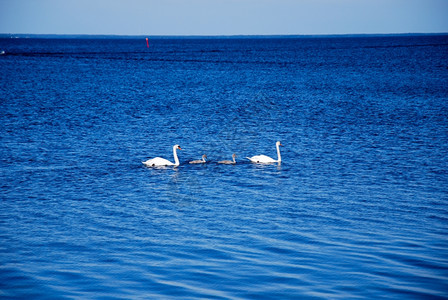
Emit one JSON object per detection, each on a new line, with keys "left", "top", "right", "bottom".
{"left": 1, "top": 0, "right": 447, "bottom": 35}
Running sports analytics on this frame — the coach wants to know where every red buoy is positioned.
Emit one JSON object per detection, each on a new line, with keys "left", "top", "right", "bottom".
{"left": 146, "top": 38, "right": 149, "bottom": 48}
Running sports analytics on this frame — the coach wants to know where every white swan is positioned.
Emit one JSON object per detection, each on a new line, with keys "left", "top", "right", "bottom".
{"left": 142, "top": 145, "right": 182, "bottom": 167}
{"left": 218, "top": 153, "right": 237, "bottom": 164}
{"left": 189, "top": 154, "right": 207, "bottom": 164}
{"left": 247, "top": 141, "right": 283, "bottom": 163}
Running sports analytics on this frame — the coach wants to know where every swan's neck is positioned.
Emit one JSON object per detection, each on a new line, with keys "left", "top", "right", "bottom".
{"left": 173, "top": 147, "right": 180, "bottom": 166}
{"left": 276, "top": 144, "right": 282, "bottom": 162}
{"left": 232, "top": 156, "right": 236, "bottom": 163}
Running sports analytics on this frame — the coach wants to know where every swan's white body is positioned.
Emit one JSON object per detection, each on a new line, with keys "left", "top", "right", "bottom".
{"left": 143, "top": 145, "right": 182, "bottom": 167}
{"left": 218, "top": 154, "right": 237, "bottom": 164}
{"left": 189, "top": 154, "right": 207, "bottom": 164}
{"left": 247, "top": 141, "right": 283, "bottom": 163}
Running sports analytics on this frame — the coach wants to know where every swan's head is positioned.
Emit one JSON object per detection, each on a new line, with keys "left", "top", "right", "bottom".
{"left": 232, "top": 153, "right": 237, "bottom": 158}
{"left": 174, "top": 145, "right": 182, "bottom": 150}
{"left": 276, "top": 141, "right": 283, "bottom": 147}
{"left": 202, "top": 154, "right": 207, "bottom": 159}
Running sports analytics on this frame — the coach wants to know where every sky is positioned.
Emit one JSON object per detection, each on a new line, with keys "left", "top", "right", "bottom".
{"left": 1, "top": 0, "right": 447, "bottom": 36}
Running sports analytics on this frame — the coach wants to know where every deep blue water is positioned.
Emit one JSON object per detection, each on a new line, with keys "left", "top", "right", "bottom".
{"left": 1, "top": 35, "right": 448, "bottom": 299}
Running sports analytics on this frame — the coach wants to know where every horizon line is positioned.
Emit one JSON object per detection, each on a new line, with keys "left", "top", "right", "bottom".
{"left": 1, "top": 32, "right": 447, "bottom": 39}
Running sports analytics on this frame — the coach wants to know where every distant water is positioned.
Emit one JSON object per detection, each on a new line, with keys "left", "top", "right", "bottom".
{"left": 1, "top": 35, "right": 447, "bottom": 299}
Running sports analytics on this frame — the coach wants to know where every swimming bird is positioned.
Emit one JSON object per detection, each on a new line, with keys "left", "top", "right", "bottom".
{"left": 218, "top": 153, "right": 237, "bottom": 164}
{"left": 189, "top": 154, "right": 207, "bottom": 164}
{"left": 142, "top": 145, "right": 182, "bottom": 167}
{"left": 247, "top": 141, "right": 283, "bottom": 163}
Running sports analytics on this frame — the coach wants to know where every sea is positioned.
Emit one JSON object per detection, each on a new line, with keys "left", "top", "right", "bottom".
{"left": 0, "top": 34, "right": 447, "bottom": 299}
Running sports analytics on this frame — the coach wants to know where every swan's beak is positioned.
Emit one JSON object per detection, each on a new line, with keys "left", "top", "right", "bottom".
{"left": 178, "top": 146, "right": 183, "bottom": 150}
{"left": 279, "top": 143, "right": 283, "bottom": 146}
